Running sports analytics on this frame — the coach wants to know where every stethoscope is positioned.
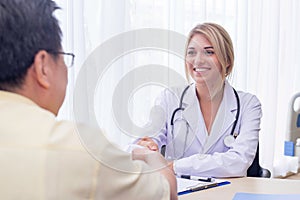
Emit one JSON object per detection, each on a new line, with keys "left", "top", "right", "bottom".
{"left": 169, "top": 84, "right": 240, "bottom": 158}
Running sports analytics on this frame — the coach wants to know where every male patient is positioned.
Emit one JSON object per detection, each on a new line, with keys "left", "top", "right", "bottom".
{"left": 0, "top": 0, "right": 177, "bottom": 199}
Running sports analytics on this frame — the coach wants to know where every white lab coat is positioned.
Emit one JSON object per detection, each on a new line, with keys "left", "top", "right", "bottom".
{"left": 153, "top": 80, "right": 262, "bottom": 177}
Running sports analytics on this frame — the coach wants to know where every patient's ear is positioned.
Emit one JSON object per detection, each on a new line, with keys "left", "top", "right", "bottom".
{"left": 32, "top": 50, "right": 52, "bottom": 89}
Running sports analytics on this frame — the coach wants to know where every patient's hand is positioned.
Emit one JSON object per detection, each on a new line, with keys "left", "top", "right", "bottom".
{"left": 137, "top": 137, "right": 159, "bottom": 151}
{"left": 132, "top": 148, "right": 166, "bottom": 168}
{"left": 132, "top": 148, "right": 178, "bottom": 200}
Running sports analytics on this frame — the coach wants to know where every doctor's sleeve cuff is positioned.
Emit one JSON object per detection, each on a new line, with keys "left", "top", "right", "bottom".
{"left": 174, "top": 154, "right": 209, "bottom": 176}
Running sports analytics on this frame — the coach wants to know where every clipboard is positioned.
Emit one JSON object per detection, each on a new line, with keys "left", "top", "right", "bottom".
{"left": 177, "top": 177, "right": 230, "bottom": 196}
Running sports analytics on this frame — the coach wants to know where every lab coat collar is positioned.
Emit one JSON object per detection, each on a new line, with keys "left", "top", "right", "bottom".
{"left": 182, "top": 83, "right": 214, "bottom": 148}
{"left": 181, "top": 84, "right": 204, "bottom": 146}
{"left": 181, "top": 81, "right": 238, "bottom": 152}
{"left": 181, "top": 83, "right": 198, "bottom": 132}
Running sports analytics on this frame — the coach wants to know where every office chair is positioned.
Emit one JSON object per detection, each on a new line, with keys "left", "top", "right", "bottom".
{"left": 247, "top": 144, "right": 271, "bottom": 178}
{"left": 161, "top": 144, "right": 271, "bottom": 178}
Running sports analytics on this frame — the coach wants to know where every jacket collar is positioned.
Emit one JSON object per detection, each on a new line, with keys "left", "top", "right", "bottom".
{"left": 0, "top": 90, "right": 37, "bottom": 106}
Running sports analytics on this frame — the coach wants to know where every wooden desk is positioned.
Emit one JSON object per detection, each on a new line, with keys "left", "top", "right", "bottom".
{"left": 179, "top": 177, "right": 300, "bottom": 200}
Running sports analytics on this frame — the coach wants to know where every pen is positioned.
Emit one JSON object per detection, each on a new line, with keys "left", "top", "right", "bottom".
{"left": 180, "top": 175, "right": 215, "bottom": 182}
{"left": 191, "top": 182, "right": 219, "bottom": 191}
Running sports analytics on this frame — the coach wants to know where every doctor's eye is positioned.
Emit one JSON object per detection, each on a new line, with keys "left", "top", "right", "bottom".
{"left": 186, "top": 50, "right": 196, "bottom": 56}
{"left": 204, "top": 49, "right": 215, "bottom": 56}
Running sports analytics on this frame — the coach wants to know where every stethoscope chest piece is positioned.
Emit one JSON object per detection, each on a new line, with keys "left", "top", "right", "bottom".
{"left": 224, "top": 135, "right": 235, "bottom": 147}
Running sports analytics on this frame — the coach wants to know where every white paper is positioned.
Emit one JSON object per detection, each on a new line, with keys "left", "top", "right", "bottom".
{"left": 177, "top": 178, "right": 201, "bottom": 193}
{"left": 177, "top": 177, "right": 225, "bottom": 193}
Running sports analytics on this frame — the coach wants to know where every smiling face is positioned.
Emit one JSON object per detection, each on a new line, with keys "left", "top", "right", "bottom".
{"left": 185, "top": 33, "right": 223, "bottom": 87}
{"left": 184, "top": 23, "right": 235, "bottom": 89}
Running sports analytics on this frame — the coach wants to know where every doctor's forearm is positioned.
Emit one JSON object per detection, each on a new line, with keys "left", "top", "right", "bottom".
{"left": 174, "top": 153, "right": 248, "bottom": 177}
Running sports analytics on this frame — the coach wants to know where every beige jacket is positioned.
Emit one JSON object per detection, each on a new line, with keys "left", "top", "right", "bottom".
{"left": 0, "top": 91, "right": 170, "bottom": 199}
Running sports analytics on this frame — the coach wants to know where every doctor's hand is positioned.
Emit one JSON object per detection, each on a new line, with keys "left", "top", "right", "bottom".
{"left": 137, "top": 137, "right": 159, "bottom": 151}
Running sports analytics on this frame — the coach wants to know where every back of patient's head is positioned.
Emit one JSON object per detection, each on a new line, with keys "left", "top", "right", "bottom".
{"left": 0, "top": 0, "right": 61, "bottom": 91}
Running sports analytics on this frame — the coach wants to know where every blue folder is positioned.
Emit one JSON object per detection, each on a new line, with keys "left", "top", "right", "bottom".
{"left": 233, "top": 192, "right": 300, "bottom": 200}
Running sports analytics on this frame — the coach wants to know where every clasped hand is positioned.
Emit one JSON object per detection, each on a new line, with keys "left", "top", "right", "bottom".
{"left": 136, "top": 137, "right": 174, "bottom": 173}
{"left": 136, "top": 136, "right": 159, "bottom": 151}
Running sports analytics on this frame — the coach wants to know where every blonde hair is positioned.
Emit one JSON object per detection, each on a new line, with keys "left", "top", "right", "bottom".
{"left": 184, "top": 23, "right": 234, "bottom": 82}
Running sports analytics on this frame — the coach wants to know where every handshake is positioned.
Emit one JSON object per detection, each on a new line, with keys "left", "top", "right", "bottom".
{"left": 128, "top": 137, "right": 174, "bottom": 173}
{"left": 129, "top": 137, "right": 177, "bottom": 200}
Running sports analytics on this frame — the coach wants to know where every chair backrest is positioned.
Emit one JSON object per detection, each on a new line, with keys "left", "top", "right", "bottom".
{"left": 161, "top": 145, "right": 166, "bottom": 157}
{"left": 247, "top": 144, "right": 271, "bottom": 178}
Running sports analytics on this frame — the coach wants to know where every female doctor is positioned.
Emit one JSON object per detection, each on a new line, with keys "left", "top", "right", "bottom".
{"left": 137, "top": 23, "right": 262, "bottom": 178}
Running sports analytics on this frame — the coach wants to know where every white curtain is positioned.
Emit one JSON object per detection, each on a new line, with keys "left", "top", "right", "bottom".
{"left": 55, "top": 0, "right": 300, "bottom": 177}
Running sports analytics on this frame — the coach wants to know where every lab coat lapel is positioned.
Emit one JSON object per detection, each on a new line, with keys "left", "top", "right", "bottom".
{"left": 202, "top": 81, "right": 237, "bottom": 153}
{"left": 181, "top": 84, "right": 207, "bottom": 147}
